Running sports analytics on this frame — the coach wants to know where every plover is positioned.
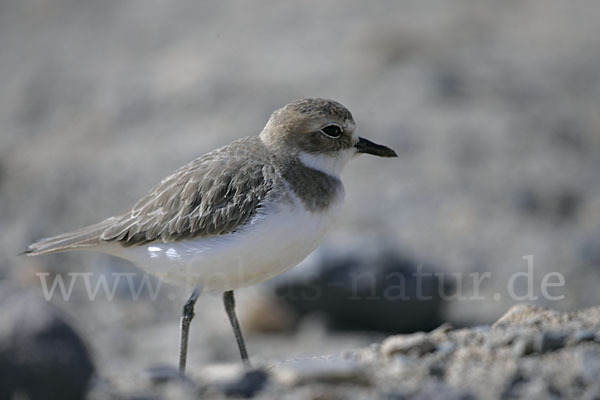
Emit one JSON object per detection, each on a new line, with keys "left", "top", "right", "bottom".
{"left": 25, "top": 98, "right": 397, "bottom": 371}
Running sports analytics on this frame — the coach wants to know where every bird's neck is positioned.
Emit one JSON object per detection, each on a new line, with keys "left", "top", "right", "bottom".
{"left": 276, "top": 154, "right": 344, "bottom": 213}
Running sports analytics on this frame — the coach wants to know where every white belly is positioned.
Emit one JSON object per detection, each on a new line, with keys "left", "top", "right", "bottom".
{"left": 102, "top": 194, "right": 343, "bottom": 291}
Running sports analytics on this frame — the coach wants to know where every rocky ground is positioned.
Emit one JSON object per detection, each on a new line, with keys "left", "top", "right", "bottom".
{"left": 6, "top": 284, "right": 595, "bottom": 400}
{"left": 86, "top": 304, "right": 599, "bottom": 399}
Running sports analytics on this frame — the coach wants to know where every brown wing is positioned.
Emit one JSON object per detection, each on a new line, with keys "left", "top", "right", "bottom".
{"left": 103, "top": 153, "right": 274, "bottom": 245}
{"left": 25, "top": 137, "right": 277, "bottom": 254}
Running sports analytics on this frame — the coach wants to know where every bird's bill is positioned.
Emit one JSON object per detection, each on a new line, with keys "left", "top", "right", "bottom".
{"left": 354, "top": 137, "right": 397, "bottom": 158}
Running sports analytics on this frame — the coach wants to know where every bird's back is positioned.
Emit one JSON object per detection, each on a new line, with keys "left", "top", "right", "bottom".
{"left": 25, "top": 136, "right": 281, "bottom": 255}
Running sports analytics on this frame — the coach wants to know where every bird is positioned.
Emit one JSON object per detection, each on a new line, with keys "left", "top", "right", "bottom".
{"left": 25, "top": 98, "right": 397, "bottom": 372}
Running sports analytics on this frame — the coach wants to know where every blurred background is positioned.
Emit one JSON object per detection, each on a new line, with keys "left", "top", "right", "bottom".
{"left": 1, "top": 0, "right": 600, "bottom": 381}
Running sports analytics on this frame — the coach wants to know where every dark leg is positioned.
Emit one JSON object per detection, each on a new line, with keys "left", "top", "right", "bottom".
{"left": 223, "top": 290, "right": 250, "bottom": 365}
{"left": 179, "top": 285, "right": 201, "bottom": 373}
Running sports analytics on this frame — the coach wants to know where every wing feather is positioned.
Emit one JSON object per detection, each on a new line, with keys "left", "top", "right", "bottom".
{"left": 104, "top": 140, "right": 275, "bottom": 246}
{"left": 25, "top": 137, "right": 278, "bottom": 255}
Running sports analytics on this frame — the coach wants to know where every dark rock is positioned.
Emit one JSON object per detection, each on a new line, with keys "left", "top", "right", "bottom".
{"left": 516, "top": 186, "right": 582, "bottom": 222}
{"left": 534, "top": 331, "right": 568, "bottom": 353}
{"left": 511, "top": 329, "right": 570, "bottom": 356}
{"left": 218, "top": 369, "right": 269, "bottom": 398}
{"left": 0, "top": 283, "right": 94, "bottom": 400}
{"left": 273, "top": 250, "right": 448, "bottom": 333}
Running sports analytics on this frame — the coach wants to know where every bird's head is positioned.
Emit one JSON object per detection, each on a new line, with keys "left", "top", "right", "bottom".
{"left": 260, "top": 98, "right": 397, "bottom": 177}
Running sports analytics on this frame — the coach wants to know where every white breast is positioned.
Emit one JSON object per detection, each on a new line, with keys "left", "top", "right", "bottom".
{"left": 102, "top": 188, "right": 344, "bottom": 292}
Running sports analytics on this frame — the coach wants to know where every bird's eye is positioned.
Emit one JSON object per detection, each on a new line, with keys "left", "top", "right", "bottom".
{"left": 320, "top": 125, "right": 343, "bottom": 139}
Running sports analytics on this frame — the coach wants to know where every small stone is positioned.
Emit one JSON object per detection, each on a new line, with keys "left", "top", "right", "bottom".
{"left": 431, "top": 323, "right": 453, "bottom": 335}
{"left": 141, "top": 365, "right": 186, "bottom": 384}
{"left": 485, "top": 329, "right": 517, "bottom": 349}
{"left": 200, "top": 364, "right": 269, "bottom": 398}
{"left": 576, "top": 349, "right": 600, "bottom": 384}
{"left": 242, "top": 296, "right": 298, "bottom": 334}
{"left": 272, "top": 248, "right": 446, "bottom": 333}
{"left": 569, "top": 330, "right": 596, "bottom": 345}
{"left": 436, "top": 341, "right": 456, "bottom": 355}
{"left": 341, "top": 349, "right": 360, "bottom": 360}
{"left": 493, "top": 304, "right": 568, "bottom": 330}
{"left": 274, "top": 356, "right": 369, "bottom": 386}
{"left": 218, "top": 369, "right": 269, "bottom": 398}
{"left": 429, "top": 323, "right": 454, "bottom": 344}
{"left": 493, "top": 304, "right": 542, "bottom": 329}
{"left": 428, "top": 362, "right": 445, "bottom": 378}
{"left": 369, "top": 343, "right": 381, "bottom": 353}
{"left": 534, "top": 331, "right": 568, "bottom": 353}
{"left": 381, "top": 332, "right": 436, "bottom": 357}
{"left": 512, "top": 335, "right": 536, "bottom": 357}
{"left": 0, "top": 283, "right": 95, "bottom": 400}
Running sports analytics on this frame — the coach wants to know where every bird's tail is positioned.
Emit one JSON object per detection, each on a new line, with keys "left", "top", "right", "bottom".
{"left": 24, "top": 218, "right": 118, "bottom": 256}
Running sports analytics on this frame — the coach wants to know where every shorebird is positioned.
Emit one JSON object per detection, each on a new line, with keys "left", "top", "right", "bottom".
{"left": 25, "top": 98, "right": 397, "bottom": 372}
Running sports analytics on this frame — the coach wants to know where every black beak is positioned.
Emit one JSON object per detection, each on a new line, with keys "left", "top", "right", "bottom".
{"left": 354, "top": 137, "right": 397, "bottom": 158}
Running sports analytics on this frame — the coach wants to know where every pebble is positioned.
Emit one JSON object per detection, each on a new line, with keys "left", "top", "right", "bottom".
{"left": 0, "top": 283, "right": 95, "bottom": 400}
{"left": 513, "top": 335, "right": 536, "bottom": 357}
{"left": 218, "top": 369, "right": 269, "bottom": 398}
{"left": 273, "top": 356, "right": 369, "bottom": 386}
{"left": 534, "top": 331, "right": 568, "bottom": 353}
{"left": 141, "top": 365, "right": 186, "bottom": 385}
{"left": 569, "top": 330, "right": 596, "bottom": 345}
{"left": 381, "top": 332, "right": 436, "bottom": 357}
{"left": 436, "top": 341, "right": 456, "bottom": 355}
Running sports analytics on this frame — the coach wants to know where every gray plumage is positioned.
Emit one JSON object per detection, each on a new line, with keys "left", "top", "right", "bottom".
{"left": 25, "top": 136, "right": 341, "bottom": 255}
{"left": 26, "top": 137, "right": 281, "bottom": 254}
{"left": 24, "top": 98, "right": 387, "bottom": 257}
